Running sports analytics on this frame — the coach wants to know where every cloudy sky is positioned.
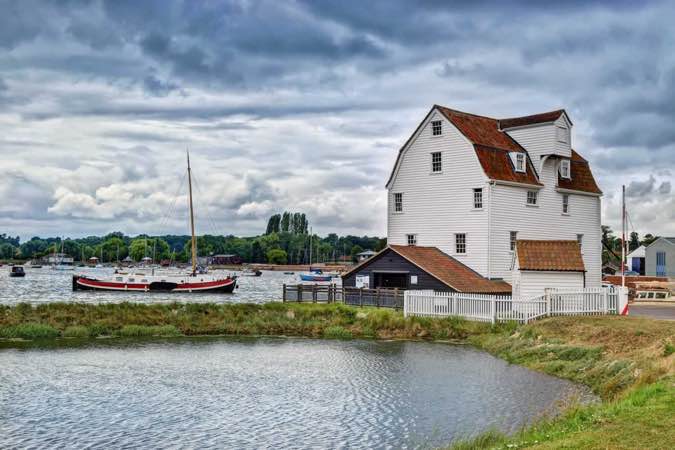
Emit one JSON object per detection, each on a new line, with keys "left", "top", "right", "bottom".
{"left": 0, "top": 0, "right": 673, "bottom": 241}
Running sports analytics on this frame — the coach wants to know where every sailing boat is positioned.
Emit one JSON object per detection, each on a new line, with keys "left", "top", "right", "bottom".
{"left": 299, "top": 229, "right": 332, "bottom": 282}
{"left": 72, "top": 153, "right": 237, "bottom": 293}
{"left": 51, "top": 239, "right": 74, "bottom": 270}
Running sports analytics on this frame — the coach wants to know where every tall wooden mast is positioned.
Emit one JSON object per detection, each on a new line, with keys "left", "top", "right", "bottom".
{"left": 187, "top": 151, "right": 198, "bottom": 275}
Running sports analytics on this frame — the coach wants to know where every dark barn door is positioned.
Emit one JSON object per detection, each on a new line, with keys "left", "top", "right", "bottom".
{"left": 374, "top": 272, "right": 408, "bottom": 289}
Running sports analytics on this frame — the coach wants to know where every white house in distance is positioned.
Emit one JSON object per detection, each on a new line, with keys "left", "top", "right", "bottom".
{"left": 645, "top": 237, "right": 675, "bottom": 277}
{"left": 383, "top": 104, "right": 602, "bottom": 297}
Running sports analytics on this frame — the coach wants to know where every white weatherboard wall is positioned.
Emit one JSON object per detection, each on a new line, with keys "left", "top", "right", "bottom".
{"left": 387, "top": 111, "right": 490, "bottom": 275}
{"left": 504, "top": 115, "right": 572, "bottom": 164}
{"left": 518, "top": 271, "right": 584, "bottom": 300}
{"left": 489, "top": 157, "right": 602, "bottom": 286}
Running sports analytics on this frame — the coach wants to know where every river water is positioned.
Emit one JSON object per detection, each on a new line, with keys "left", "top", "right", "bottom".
{"left": 0, "top": 267, "right": 306, "bottom": 305}
{"left": 0, "top": 338, "right": 594, "bottom": 449}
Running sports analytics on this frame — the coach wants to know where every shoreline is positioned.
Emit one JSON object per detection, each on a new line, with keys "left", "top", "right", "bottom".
{"left": 1, "top": 302, "right": 673, "bottom": 448}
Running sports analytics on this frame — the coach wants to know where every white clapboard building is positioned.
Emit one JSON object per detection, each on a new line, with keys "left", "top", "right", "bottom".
{"left": 385, "top": 105, "right": 602, "bottom": 298}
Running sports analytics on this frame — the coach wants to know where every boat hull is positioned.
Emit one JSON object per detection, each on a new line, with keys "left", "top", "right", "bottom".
{"left": 73, "top": 275, "right": 237, "bottom": 293}
{"left": 299, "top": 274, "right": 333, "bottom": 282}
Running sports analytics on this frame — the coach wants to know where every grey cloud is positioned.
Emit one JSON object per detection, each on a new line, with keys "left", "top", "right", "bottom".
{"left": 626, "top": 175, "right": 656, "bottom": 198}
{"left": 658, "top": 181, "right": 672, "bottom": 194}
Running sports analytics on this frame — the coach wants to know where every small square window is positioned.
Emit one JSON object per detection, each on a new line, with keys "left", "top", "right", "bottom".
{"left": 431, "top": 120, "right": 442, "bottom": 136}
{"left": 557, "top": 126, "right": 569, "bottom": 143}
{"left": 394, "top": 193, "right": 403, "bottom": 212}
{"left": 431, "top": 152, "right": 442, "bottom": 172}
{"left": 562, "top": 194, "right": 570, "bottom": 214}
{"left": 510, "top": 231, "right": 518, "bottom": 252}
{"left": 526, "top": 190, "right": 538, "bottom": 205}
{"left": 560, "top": 160, "right": 571, "bottom": 179}
{"left": 515, "top": 153, "right": 526, "bottom": 173}
{"left": 455, "top": 233, "right": 466, "bottom": 254}
{"left": 406, "top": 234, "right": 417, "bottom": 246}
{"left": 577, "top": 234, "right": 583, "bottom": 245}
{"left": 473, "top": 188, "right": 483, "bottom": 209}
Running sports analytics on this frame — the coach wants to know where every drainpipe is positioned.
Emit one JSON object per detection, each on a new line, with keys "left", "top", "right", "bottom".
{"left": 487, "top": 180, "right": 495, "bottom": 279}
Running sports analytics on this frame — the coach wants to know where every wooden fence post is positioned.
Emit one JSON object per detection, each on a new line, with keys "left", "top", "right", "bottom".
{"left": 359, "top": 288, "right": 363, "bottom": 307}
{"left": 312, "top": 284, "right": 317, "bottom": 303}
{"left": 544, "top": 288, "right": 552, "bottom": 317}
{"left": 394, "top": 288, "right": 399, "bottom": 310}
{"left": 298, "top": 284, "right": 302, "bottom": 302}
{"left": 603, "top": 287, "right": 608, "bottom": 314}
{"left": 491, "top": 296, "right": 496, "bottom": 324}
{"left": 376, "top": 288, "right": 380, "bottom": 308}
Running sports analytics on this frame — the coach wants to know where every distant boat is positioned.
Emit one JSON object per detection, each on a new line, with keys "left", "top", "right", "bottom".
{"left": 72, "top": 152, "right": 237, "bottom": 294}
{"left": 9, "top": 266, "right": 25, "bottom": 277}
{"left": 241, "top": 268, "right": 262, "bottom": 277}
{"left": 51, "top": 240, "right": 74, "bottom": 270}
{"left": 299, "top": 269, "right": 332, "bottom": 282}
{"left": 284, "top": 271, "right": 295, "bottom": 275}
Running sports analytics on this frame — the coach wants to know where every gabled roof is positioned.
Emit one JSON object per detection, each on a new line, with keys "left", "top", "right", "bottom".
{"left": 627, "top": 245, "right": 646, "bottom": 259}
{"left": 436, "top": 106, "right": 524, "bottom": 152}
{"left": 343, "top": 245, "right": 511, "bottom": 294}
{"left": 499, "top": 109, "right": 568, "bottom": 129}
{"left": 516, "top": 240, "right": 585, "bottom": 272}
{"left": 557, "top": 150, "right": 602, "bottom": 194}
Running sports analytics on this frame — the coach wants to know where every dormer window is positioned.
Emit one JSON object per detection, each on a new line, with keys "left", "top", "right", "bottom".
{"left": 515, "top": 153, "right": 526, "bottom": 173}
{"left": 557, "top": 126, "right": 569, "bottom": 143}
{"left": 431, "top": 120, "right": 442, "bottom": 136}
{"left": 559, "top": 159, "right": 571, "bottom": 179}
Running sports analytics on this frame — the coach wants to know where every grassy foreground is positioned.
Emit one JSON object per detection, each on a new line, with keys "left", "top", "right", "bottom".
{"left": 1, "top": 302, "right": 673, "bottom": 449}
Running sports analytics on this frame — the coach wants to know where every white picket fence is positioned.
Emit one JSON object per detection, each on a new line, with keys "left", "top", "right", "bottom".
{"left": 403, "top": 286, "right": 628, "bottom": 324}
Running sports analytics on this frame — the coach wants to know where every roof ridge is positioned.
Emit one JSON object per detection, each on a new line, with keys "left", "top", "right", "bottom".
{"left": 434, "top": 104, "right": 498, "bottom": 121}
{"left": 500, "top": 109, "right": 565, "bottom": 121}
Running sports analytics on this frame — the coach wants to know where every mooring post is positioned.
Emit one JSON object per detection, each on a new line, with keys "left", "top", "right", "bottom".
{"left": 283, "top": 283, "right": 286, "bottom": 302}
{"left": 298, "top": 284, "right": 302, "bottom": 302}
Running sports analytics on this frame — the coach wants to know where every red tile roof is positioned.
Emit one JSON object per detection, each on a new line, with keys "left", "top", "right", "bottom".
{"left": 436, "top": 106, "right": 523, "bottom": 151}
{"left": 557, "top": 150, "right": 602, "bottom": 194}
{"left": 389, "top": 245, "right": 512, "bottom": 293}
{"left": 474, "top": 145, "right": 542, "bottom": 186}
{"left": 516, "top": 240, "right": 585, "bottom": 272}
{"left": 499, "top": 110, "right": 567, "bottom": 129}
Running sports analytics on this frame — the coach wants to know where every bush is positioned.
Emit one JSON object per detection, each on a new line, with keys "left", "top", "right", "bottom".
{"left": 663, "top": 341, "right": 674, "bottom": 357}
{"left": 0, "top": 323, "right": 59, "bottom": 339}
{"left": 323, "top": 326, "right": 353, "bottom": 340}
{"left": 63, "top": 325, "right": 90, "bottom": 338}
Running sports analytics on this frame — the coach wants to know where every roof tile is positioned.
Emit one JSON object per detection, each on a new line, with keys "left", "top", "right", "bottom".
{"left": 499, "top": 110, "right": 566, "bottom": 129}
{"left": 557, "top": 150, "right": 602, "bottom": 194}
{"left": 516, "top": 240, "right": 585, "bottom": 272}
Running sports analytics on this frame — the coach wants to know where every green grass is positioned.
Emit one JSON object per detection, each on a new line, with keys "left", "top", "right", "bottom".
{"left": 0, "top": 302, "right": 496, "bottom": 343}
{"left": 0, "top": 323, "right": 59, "bottom": 339}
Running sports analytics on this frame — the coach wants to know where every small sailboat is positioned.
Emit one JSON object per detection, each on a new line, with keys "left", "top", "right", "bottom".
{"left": 51, "top": 240, "right": 74, "bottom": 270}
{"left": 73, "top": 152, "right": 237, "bottom": 293}
{"left": 299, "top": 230, "right": 332, "bottom": 282}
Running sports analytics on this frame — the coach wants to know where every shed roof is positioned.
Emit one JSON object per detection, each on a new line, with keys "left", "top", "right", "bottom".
{"left": 516, "top": 240, "right": 585, "bottom": 272}
{"left": 343, "top": 245, "right": 511, "bottom": 294}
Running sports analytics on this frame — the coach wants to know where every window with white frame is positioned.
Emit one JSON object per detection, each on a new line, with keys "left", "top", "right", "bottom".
{"left": 431, "top": 152, "right": 442, "bottom": 172}
{"left": 406, "top": 234, "right": 417, "bottom": 246}
{"left": 431, "top": 120, "right": 442, "bottom": 136}
{"left": 562, "top": 194, "right": 570, "bottom": 214}
{"left": 560, "top": 159, "right": 571, "bottom": 179}
{"left": 473, "top": 188, "right": 483, "bottom": 209}
{"left": 455, "top": 233, "right": 466, "bottom": 254}
{"left": 526, "top": 190, "right": 538, "bottom": 205}
{"left": 510, "top": 231, "right": 518, "bottom": 252}
{"left": 515, "top": 153, "right": 526, "bottom": 172}
{"left": 394, "top": 193, "right": 403, "bottom": 212}
{"left": 557, "top": 126, "right": 569, "bottom": 143}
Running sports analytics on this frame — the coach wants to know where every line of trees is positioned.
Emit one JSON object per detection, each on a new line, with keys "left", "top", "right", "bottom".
{"left": 601, "top": 226, "right": 658, "bottom": 264}
{"left": 0, "top": 212, "right": 386, "bottom": 264}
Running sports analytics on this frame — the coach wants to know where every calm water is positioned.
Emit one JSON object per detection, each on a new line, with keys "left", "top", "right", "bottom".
{"left": 0, "top": 267, "right": 313, "bottom": 305}
{"left": 0, "top": 338, "right": 594, "bottom": 449}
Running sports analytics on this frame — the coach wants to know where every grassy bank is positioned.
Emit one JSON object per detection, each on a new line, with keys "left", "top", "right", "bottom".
{"left": 451, "top": 316, "right": 675, "bottom": 449}
{"left": 0, "top": 302, "right": 497, "bottom": 342}
{"left": 1, "top": 302, "right": 673, "bottom": 448}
